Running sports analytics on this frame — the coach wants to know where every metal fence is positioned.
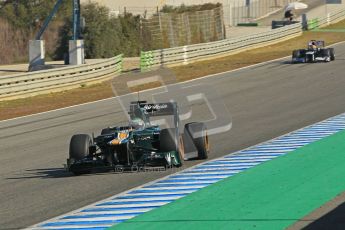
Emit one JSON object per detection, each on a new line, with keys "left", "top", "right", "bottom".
{"left": 0, "top": 54, "right": 123, "bottom": 100}
{"left": 142, "top": 6, "right": 225, "bottom": 49}
{"left": 109, "top": 0, "right": 295, "bottom": 26}
{"left": 106, "top": 1, "right": 295, "bottom": 50}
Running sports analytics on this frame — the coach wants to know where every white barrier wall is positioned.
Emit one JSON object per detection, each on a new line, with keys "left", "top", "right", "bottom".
{"left": 0, "top": 55, "right": 123, "bottom": 100}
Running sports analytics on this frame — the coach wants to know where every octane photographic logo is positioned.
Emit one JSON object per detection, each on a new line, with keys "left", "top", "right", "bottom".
{"left": 111, "top": 67, "right": 232, "bottom": 138}
{"left": 113, "top": 165, "right": 167, "bottom": 173}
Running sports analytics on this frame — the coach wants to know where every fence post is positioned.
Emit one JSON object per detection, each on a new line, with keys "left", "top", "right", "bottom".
{"left": 140, "top": 51, "right": 147, "bottom": 72}
{"left": 246, "top": 0, "right": 250, "bottom": 21}
{"left": 140, "top": 51, "right": 154, "bottom": 72}
{"left": 119, "top": 54, "right": 123, "bottom": 72}
{"left": 229, "top": 2, "right": 233, "bottom": 27}
{"left": 327, "top": 13, "right": 331, "bottom": 25}
{"left": 183, "top": 46, "right": 188, "bottom": 65}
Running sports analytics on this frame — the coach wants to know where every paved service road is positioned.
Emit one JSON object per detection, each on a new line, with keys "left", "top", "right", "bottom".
{"left": 1, "top": 43, "right": 345, "bottom": 229}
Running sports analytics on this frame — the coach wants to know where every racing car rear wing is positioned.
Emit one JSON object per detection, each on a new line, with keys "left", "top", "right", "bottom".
{"left": 129, "top": 101, "right": 179, "bottom": 128}
{"left": 130, "top": 101, "right": 178, "bottom": 116}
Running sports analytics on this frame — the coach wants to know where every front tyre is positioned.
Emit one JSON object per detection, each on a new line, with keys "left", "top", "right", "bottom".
{"left": 69, "top": 134, "right": 92, "bottom": 175}
{"left": 69, "top": 134, "right": 92, "bottom": 160}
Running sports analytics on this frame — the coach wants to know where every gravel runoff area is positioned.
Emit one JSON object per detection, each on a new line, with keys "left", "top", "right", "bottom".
{"left": 1, "top": 21, "right": 345, "bottom": 122}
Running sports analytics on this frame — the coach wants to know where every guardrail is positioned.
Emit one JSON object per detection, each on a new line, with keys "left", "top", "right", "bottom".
{"left": 307, "top": 8, "right": 345, "bottom": 29}
{"left": 140, "top": 23, "right": 302, "bottom": 71}
{"left": 0, "top": 54, "right": 123, "bottom": 100}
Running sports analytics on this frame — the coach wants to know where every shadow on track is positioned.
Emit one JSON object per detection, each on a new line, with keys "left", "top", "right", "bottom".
{"left": 302, "top": 201, "right": 345, "bottom": 230}
{"left": 280, "top": 60, "right": 311, "bottom": 65}
{"left": 6, "top": 168, "right": 72, "bottom": 179}
{"left": 0, "top": 69, "right": 26, "bottom": 73}
{"left": 6, "top": 168, "right": 123, "bottom": 180}
{"left": 5, "top": 168, "right": 118, "bottom": 179}
{"left": 5, "top": 165, "right": 178, "bottom": 179}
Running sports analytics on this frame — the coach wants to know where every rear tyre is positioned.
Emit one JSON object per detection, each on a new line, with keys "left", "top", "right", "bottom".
{"left": 329, "top": 48, "right": 335, "bottom": 61}
{"left": 321, "top": 49, "right": 331, "bottom": 62}
{"left": 160, "top": 128, "right": 183, "bottom": 167}
{"left": 184, "top": 122, "right": 209, "bottom": 159}
{"left": 69, "top": 134, "right": 92, "bottom": 175}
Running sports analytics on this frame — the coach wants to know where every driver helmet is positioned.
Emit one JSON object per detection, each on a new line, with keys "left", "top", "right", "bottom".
{"left": 309, "top": 41, "right": 316, "bottom": 49}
